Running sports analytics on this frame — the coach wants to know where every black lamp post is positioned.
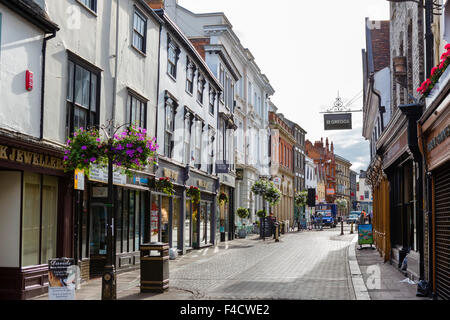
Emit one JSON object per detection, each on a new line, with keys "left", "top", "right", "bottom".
{"left": 98, "top": 120, "right": 133, "bottom": 300}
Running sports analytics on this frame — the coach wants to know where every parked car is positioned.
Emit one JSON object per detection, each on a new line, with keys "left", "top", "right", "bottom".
{"left": 347, "top": 213, "right": 360, "bottom": 224}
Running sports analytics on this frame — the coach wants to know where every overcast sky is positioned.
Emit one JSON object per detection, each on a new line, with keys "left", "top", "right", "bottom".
{"left": 178, "top": 0, "right": 390, "bottom": 173}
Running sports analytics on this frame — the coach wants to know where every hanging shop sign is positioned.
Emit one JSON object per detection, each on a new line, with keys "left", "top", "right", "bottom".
{"left": 326, "top": 188, "right": 335, "bottom": 195}
{"left": 88, "top": 164, "right": 127, "bottom": 186}
{"left": 216, "top": 162, "right": 229, "bottom": 174}
{"left": 0, "top": 145, "right": 64, "bottom": 170}
{"left": 236, "top": 168, "right": 244, "bottom": 181}
{"left": 324, "top": 113, "right": 352, "bottom": 131}
{"left": 48, "top": 258, "right": 77, "bottom": 300}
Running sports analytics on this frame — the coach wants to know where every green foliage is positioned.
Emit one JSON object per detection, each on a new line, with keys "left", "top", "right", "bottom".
{"left": 295, "top": 190, "right": 308, "bottom": 208}
{"left": 256, "top": 209, "right": 267, "bottom": 219}
{"left": 218, "top": 192, "right": 229, "bottom": 205}
{"left": 236, "top": 207, "right": 250, "bottom": 220}
{"left": 63, "top": 127, "right": 104, "bottom": 176}
{"left": 187, "top": 186, "right": 201, "bottom": 204}
{"left": 64, "top": 126, "right": 158, "bottom": 177}
{"left": 156, "top": 177, "right": 174, "bottom": 196}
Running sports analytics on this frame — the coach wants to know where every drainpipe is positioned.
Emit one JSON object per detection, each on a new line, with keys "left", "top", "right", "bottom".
{"left": 40, "top": 32, "right": 56, "bottom": 140}
{"left": 111, "top": 0, "right": 120, "bottom": 135}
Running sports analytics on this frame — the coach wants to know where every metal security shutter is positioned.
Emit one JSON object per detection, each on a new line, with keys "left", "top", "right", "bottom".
{"left": 435, "top": 163, "right": 450, "bottom": 300}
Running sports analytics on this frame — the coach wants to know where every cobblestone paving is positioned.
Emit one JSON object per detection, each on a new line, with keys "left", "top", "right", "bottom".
{"left": 171, "top": 228, "right": 357, "bottom": 300}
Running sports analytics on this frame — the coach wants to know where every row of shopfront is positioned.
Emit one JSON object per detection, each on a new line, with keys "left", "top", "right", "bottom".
{"left": 0, "top": 135, "right": 236, "bottom": 299}
{"left": 368, "top": 83, "right": 450, "bottom": 300}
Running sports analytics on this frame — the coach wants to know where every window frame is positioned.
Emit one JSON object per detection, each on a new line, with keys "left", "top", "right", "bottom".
{"left": 186, "top": 58, "right": 196, "bottom": 95}
{"left": 132, "top": 8, "right": 147, "bottom": 54}
{"left": 126, "top": 89, "right": 148, "bottom": 129}
{"left": 77, "top": 0, "right": 97, "bottom": 14}
{"left": 66, "top": 53, "right": 101, "bottom": 138}
{"left": 167, "top": 37, "right": 180, "bottom": 80}
{"left": 197, "top": 74, "right": 206, "bottom": 105}
{"left": 163, "top": 93, "right": 178, "bottom": 158}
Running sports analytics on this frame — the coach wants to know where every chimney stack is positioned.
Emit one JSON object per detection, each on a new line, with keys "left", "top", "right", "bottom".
{"left": 146, "top": 0, "right": 165, "bottom": 9}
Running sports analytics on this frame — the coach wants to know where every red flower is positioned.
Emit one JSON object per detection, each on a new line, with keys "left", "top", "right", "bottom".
{"left": 431, "top": 66, "right": 438, "bottom": 76}
{"left": 445, "top": 43, "right": 450, "bottom": 50}
{"left": 441, "top": 51, "right": 450, "bottom": 61}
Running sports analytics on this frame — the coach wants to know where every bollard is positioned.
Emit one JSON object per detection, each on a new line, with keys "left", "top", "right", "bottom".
{"left": 341, "top": 220, "right": 344, "bottom": 236}
{"left": 275, "top": 224, "right": 280, "bottom": 242}
{"left": 350, "top": 222, "right": 354, "bottom": 234}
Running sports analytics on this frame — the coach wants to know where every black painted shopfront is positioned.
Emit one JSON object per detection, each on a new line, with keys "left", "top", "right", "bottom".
{"left": 73, "top": 167, "right": 152, "bottom": 280}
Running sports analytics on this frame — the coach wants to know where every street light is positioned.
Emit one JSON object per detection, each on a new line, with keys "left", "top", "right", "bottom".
{"left": 98, "top": 120, "right": 134, "bottom": 300}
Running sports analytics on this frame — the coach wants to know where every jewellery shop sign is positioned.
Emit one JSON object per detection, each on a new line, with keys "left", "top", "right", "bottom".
{"left": 0, "top": 145, "right": 64, "bottom": 170}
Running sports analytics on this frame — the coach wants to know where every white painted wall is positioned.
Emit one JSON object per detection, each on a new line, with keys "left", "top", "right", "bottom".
{"left": 0, "top": 171, "right": 22, "bottom": 268}
{"left": 0, "top": 4, "right": 44, "bottom": 138}
{"left": 156, "top": 21, "right": 219, "bottom": 171}
{"left": 44, "top": 0, "right": 160, "bottom": 144}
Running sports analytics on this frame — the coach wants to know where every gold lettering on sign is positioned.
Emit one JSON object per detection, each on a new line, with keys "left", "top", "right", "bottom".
{"left": 23, "top": 152, "right": 33, "bottom": 165}
{"left": 0, "top": 144, "right": 64, "bottom": 171}
{"left": 0, "top": 146, "right": 7, "bottom": 159}
{"left": 16, "top": 150, "right": 24, "bottom": 163}
{"left": 33, "top": 153, "right": 41, "bottom": 166}
{"left": 9, "top": 148, "right": 17, "bottom": 161}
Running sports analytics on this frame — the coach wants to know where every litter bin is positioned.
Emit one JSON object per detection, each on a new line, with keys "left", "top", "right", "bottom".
{"left": 140, "top": 242, "right": 169, "bottom": 293}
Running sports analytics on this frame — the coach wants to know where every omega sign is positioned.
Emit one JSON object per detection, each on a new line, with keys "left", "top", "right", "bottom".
{"left": 324, "top": 113, "right": 352, "bottom": 130}
{"left": 0, "top": 145, "right": 64, "bottom": 170}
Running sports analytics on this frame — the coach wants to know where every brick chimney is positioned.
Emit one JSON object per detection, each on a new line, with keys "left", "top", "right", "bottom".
{"left": 146, "top": 0, "right": 177, "bottom": 10}
{"left": 146, "top": 0, "right": 164, "bottom": 9}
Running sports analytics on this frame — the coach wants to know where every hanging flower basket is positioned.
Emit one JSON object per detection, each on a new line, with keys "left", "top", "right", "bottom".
{"left": 187, "top": 186, "right": 201, "bottom": 204}
{"left": 110, "top": 126, "right": 158, "bottom": 176}
{"left": 264, "top": 182, "right": 281, "bottom": 207}
{"left": 236, "top": 207, "right": 250, "bottom": 220}
{"left": 251, "top": 179, "right": 269, "bottom": 196}
{"left": 63, "top": 125, "right": 158, "bottom": 178}
{"left": 156, "top": 177, "right": 174, "bottom": 196}
{"left": 256, "top": 209, "right": 267, "bottom": 219}
{"left": 295, "top": 190, "right": 308, "bottom": 208}
{"left": 218, "top": 192, "right": 229, "bottom": 205}
{"left": 63, "top": 127, "right": 104, "bottom": 176}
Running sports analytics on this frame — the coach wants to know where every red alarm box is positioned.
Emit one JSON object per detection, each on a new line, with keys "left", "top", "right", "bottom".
{"left": 26, "top": 70, "right": 33, "bottom": 91}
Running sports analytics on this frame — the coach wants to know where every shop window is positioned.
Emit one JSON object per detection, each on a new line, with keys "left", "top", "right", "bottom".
{"left": 185, "top": 200, "right": 192, "bottom": 248}
{"left": 123, "top": 190, "right": 129, "bottom": 252}
{"left": 151, "top": 194, "right": 160, "bottom": 243}
{"left": 129, "top": 191, "right": 135, "bottom": 252}
{"left": 161, "top": 196, "right": 170, "bottom": 244}
{"left": 116, "top": 189, "right": 123, "bottom": 254}
{"left": 22, "top": 173, "right": 58, "bottom": 267}
{"left": 172, "top": 197, "right": 180, "bottom": 249}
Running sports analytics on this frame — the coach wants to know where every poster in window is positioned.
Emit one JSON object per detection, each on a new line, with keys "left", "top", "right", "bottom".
{"left": 151, "top": 202, "right": 159, "bottom": 236}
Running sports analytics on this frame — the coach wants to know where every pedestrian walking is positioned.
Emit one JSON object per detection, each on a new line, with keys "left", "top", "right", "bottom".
{"left": 359, "top": 211, "right": 365, "bottom": 225}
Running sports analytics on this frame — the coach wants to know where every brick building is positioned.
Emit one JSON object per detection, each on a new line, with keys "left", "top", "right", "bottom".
{"left": 269, "top": 108, "right": 295, "bottom": 228}
{"left": 305, "top": 138, "right": 336, "bottom": 204}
